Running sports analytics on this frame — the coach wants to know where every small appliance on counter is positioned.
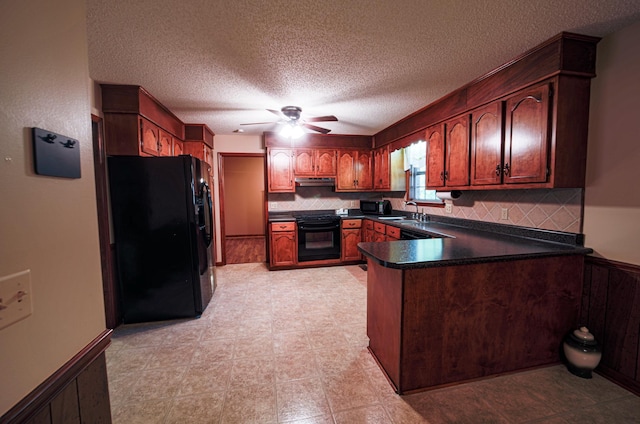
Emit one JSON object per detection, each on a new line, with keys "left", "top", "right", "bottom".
{"left": 360, "top": 199, "right": 392, "bottom": 215}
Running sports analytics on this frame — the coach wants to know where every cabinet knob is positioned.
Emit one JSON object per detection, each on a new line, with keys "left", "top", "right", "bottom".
{"left": 440, "top": 171, "right": 444, "bottom": 181}
{"left": 495, "top": 164, "right": 501, "bottom": 176}
{"left": 503, "top": 163, "right": 510, "bottom": 176}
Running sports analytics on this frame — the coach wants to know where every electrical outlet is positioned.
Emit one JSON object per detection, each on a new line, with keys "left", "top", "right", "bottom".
{"left": 501, "top": 208, "right": 509, "bottom": 220}
{"left": 0, "top": 270, "right": 33, "bottom": 330}
{"left": 445, "top": 202, "right": 453, "bottom": 214}
{"left": 270, "top": 202, "right": 278, "bottom": 209}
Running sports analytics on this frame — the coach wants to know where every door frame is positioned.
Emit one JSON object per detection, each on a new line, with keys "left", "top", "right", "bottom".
{"left": 217, "top": 152, "right": 266, "bottom": 265}
{"left": 91, "top": 114, "right": 119, "bottom": 328}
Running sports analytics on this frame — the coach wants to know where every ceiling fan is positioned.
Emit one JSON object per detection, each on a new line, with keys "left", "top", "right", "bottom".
{"left": 241, "top": 106, "right": 338, "bottom": 135}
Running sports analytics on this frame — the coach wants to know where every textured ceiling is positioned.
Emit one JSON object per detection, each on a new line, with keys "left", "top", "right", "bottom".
{"left": 87, "top": 0, "right": 640, "bottom": 136}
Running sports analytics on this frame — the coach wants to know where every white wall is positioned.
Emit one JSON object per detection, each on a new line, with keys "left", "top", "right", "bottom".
{"left": 0, "top": 0, "right": 106, "bottom": 415}
{"left": 584, "top": 19, "right": 640, "bottom": 265}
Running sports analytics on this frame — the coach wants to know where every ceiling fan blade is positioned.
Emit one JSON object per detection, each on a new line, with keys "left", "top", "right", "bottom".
{"left": 306, "top": 115, "right": 338, "bottom": 123}
{"left": 267, "top": 109, "right": 285, "bottom": 118}
{"left": 304, "top": 123, "right": 331, "bottom": 134}
{"left": 240, "top": 121, "right": 277, "bottom": 126}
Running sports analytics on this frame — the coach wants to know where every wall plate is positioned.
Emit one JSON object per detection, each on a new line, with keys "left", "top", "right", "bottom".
{"left": 0, "top": 270, "right": 33, "bottom": 330}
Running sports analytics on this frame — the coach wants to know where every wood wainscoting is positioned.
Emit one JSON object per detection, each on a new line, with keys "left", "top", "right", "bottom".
{"left": 225, "top": 235, "right": 266, "bottom": 264}
{"left": 1, "top": 330, "right": 112, "bottom": 424}
{"left": 582, "top": 256, "right": 640, "bottom": 396}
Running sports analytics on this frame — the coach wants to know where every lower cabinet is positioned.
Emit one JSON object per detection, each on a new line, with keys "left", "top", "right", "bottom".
{"left": 269, "top": 222, "right": 297, "bottom": 267}
{"left": 341, "top": 219, "right": 362, "bottom": 261}
{"left": 363, "top": 219, "right": 374, "bottom": 243}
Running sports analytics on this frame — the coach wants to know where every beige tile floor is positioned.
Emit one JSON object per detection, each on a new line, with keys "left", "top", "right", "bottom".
{"left": 106, "top": 263, "right": 640, "bottom": 423}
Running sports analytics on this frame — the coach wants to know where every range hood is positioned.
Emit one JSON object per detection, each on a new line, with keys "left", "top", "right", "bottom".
{"left": 295, "top": 177, "right": 336, "bottom": 187}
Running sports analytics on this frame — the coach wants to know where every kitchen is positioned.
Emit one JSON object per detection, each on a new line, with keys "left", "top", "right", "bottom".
{"left": 2, "top": 1, "right": 640, "bottom": 423}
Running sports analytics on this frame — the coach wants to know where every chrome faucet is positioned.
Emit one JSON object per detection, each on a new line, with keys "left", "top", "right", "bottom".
{"left": 405, "top": 201, "right": 419, "bottom": 219}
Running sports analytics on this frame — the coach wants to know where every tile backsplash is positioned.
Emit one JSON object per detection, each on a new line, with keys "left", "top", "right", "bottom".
{"left": 268, "top": 187, "right": 584, "bottom": 234}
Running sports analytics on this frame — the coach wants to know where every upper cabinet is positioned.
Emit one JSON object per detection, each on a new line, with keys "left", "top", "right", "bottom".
{"left": 428, "top": 77, "right": 590, "bottom": 190}
{"left": 503, "top": 83, "right": 550, "bottom": 185}
{"left": 139, "top": 117, "right": 161, "bottom": 156}
{"left": 268, "top": 148, "right": 295, "bottom": 192}
{"left": 373, "top": 145, "right": 390, "bottom": 190}
{"left": 444, "top": 114, "right": 471, "bottom": 187}
{"left": 470, "top": 101, "right": 503, "bottom": 186}
{"left": 425, "top": 124, "right": 445, "bottom": 188}
{"left": 294, "top": 149, "right": 337, "bottom": 177}
{"left": 336, "top": 149, "right": 373, "bottom": 191}
{"left": 426, "top": 115, "right": 470, "bottom": 189}
{"left": 101, "top": 85, "right": 216, "bottom": 161}
{"left": 381, "top": 33, "right": 599, "bottom": 191}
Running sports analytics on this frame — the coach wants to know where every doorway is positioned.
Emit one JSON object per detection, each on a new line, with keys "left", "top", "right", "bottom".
{"left": 218, "top": 154, "right": 266, "bottom": 264}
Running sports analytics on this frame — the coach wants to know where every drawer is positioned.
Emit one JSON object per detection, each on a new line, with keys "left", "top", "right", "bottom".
{"left": 342, "top": 219, "right": 362, "bottom": 229}
{"left": 271, "top": 222, "right": 296, "bottom": 232}
{"left": 373, "top": 222, "right": 386, "bottom": 234}
{"left": 364, "top": 220, "right": 374, "bottom": 230}
{"left": 386, "top": 226, "right": 401, "bottom": 239}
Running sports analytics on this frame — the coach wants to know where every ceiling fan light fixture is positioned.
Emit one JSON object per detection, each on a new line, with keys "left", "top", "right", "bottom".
{"left": 280, "top": 121, "right": 304, "bottom": 139}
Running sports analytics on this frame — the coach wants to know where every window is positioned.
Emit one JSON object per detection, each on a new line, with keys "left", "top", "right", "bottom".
{"left": 403, "top": 141, "right": 441, "bottom": 204}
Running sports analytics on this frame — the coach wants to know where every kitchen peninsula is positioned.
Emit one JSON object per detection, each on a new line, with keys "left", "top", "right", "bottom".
{"left": 357, "top": 220, "right": 592, "bottom": 394}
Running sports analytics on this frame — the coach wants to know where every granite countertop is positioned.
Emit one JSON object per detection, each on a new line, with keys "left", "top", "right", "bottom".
{"left": 357, "top": 220, "right": 592, "bottom": 269}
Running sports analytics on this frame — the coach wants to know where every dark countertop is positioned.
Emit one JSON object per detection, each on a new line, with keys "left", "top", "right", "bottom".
{"left": 358, "top": 220, "right": 592, "bottom": 269}
{"left": 267, "top": 209, "right": 592, "bottom": 269}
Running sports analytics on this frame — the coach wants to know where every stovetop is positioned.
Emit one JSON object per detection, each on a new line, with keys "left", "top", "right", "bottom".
{"left": 293, "top": 211, "right": 341, "bottom": 223}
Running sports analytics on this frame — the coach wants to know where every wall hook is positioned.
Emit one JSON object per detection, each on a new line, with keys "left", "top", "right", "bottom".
{"left": 39, "top": 133, "right": 57, "bottom": 143}
{"left": 60, "top": 139, "right": 76, "bottom": 148}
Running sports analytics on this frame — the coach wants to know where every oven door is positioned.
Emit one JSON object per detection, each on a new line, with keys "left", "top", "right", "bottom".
{"left": 297, "top": 221, "right": 341, "bottom": 262}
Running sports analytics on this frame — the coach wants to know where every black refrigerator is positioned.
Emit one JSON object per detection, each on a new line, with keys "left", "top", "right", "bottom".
{"left": 108, "top": 155, "right": 214, "bottom": 323}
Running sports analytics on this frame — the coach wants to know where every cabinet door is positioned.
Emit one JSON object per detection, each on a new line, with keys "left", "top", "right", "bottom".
{"left": 355, "top": 150, "right": 373, "bottom": 190}
{"left": 294, "top": 149, "right": 315, "bottom": 176}
{"left": 374, "top": 145, "right": 390, "bottom": 190}
{"left": 203, "top": 145, "right": 213, "bottom": 166}
{"left": 341, "top": 228, "right": 362, "bottom": 261}
{"left": 337, "top": 150, "right": 357, "bottom": 190}
{"left": 471, "top": 102, "right": 503, "bottom": 186}
{"left": 173, "top": 139, "right": 184, "bottom": 156}
{"left": 445, "top": 114, "right": 470, "bottom": 187}
{"left": 139, "top": 117, "right": 159, "bottom": 156}
{"left": 268, "top": 148, "right": 295, "bottom": 192}
{"left": 270, "top": 231, "right": 296, "bottom": 266}
{"left": 315, "top": 149, "right": 337, "bottom": 176}
{"left": 158, "top": 129, "right": 173, "bottom": 157}
{"left": 504, "top": 83, "right": 551, "bottom": 184}
{"left": 426, "top": 124, "right": 445, "bottom": 188}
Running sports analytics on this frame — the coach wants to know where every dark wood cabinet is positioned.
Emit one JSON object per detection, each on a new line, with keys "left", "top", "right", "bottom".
{"left": 294, "top": 149, "right": 337, "bottom": 176}
{"left": 385, "top": 225, "right": 400, "bottom": 241}
{"left": 373, "top": 145, "right": 391, "bottom": 190}
{"left": 139, "top": 117, "right": 160, "bottom": 156}
{"left": 503, "top": 83, "right": 551, "bottom": 185}
{"left": 158, "top": 128, "right": 173, "bottom": 157}
{"left": 363, "top": 219, "right": 374, "bottom": 243}
{"left": 267, "top": 148, "right": 295, "bottom": 193}
{"left": 426, "top": 123, "right": 446, "bottom": 188}
{"left": 101, "top": 84, "right": 186, "bottom": 158}
{"left": 269, "top": 222, "right": 297, "bottom": 267}
{"left": 341, "top": 219, "right": 362, "bottom": 262}
{"left": 426, "top": 115, "right": 470, "bottom": 189}
{"left": 173, "top": 139, "right": 184, "bottom": 156}
{"left": 445, "top": 114, "right": 471, "bottom": 187}
{"left": 470, "top": 101, "right": 504, "bottom": 186}
{"left": 337, "top": 150, "right": 373, "bottom": 191}
{"left": 367, "top": 255, "right": 585, "bottom": 393}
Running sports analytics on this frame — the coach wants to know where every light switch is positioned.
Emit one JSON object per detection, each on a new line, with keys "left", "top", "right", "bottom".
{"left": 0, "top": 270, "right": 33, "bottom": 330}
